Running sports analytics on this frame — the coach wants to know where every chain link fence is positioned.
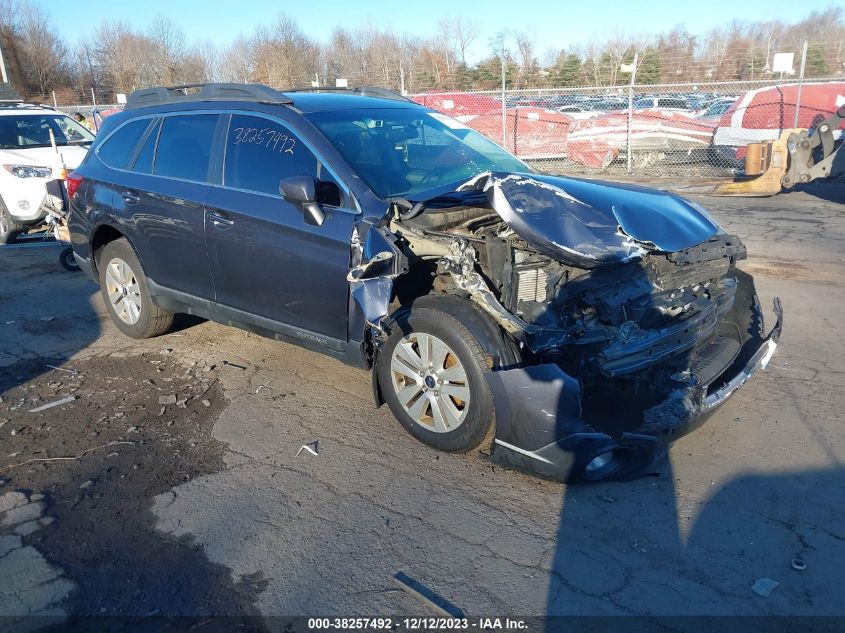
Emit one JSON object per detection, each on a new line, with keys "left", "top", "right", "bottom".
{"left": 24, "top": 76, "right": 844, "bottom": 181}
{"left": 411, "top": 77, "right": 845, "bottom": 178}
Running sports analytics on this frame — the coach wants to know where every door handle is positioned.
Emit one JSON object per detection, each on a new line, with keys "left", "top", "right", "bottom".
{"left": 120, "top": 191, "right": 140, "bottom": 204}
{"left": 207, "top": 211, "right": 234, "bottom": 227}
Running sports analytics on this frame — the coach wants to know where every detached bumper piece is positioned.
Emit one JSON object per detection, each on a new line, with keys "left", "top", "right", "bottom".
{"left": 487, "top": 298, "right": 782, "bottom": 483}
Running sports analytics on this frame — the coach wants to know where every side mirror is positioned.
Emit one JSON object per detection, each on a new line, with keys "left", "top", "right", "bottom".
{"left": 279, "top": 175, "right": 325, "bottom": 226}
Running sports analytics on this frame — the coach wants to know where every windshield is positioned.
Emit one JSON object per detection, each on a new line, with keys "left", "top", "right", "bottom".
{"left": 0, "top": 113, "right": 95, "bottom": 150}
{"left": 307, "top": 108, "right": 529, "bottom": 199}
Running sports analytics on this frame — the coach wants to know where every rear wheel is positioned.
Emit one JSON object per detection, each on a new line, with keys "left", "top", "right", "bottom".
{"left": 0, "top": 198, "right": 25, "bottom": 245}
{"left": 378, "top": 298, "right": 499, "bottom": 453}
{"left": 97, "top": 238, "right": 174, "bottom": 338}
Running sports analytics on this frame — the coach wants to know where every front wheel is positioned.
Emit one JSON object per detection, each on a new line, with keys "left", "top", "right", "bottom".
{"left": 377, "top": 298, "right": 498, "bottom": 453}
{"left": 0, "top": 199, "right": 25, "bottom": 245}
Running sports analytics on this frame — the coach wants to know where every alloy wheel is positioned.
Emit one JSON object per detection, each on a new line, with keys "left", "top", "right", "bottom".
{"left": 104, "top": 257, "right": 142, "bottom": 325}
{"left": 389, "top": 332, "right": 471, "bottom": 433}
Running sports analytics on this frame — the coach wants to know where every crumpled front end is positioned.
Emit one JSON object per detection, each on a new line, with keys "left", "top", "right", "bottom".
{"left": 457, "top": 174, "right": 784, "bottom": 482}
{"left": 487, "top": 293, "right": 782, "bottom": 482}
{"left": 375, "top": 172, "right": 782, "bottom": 482}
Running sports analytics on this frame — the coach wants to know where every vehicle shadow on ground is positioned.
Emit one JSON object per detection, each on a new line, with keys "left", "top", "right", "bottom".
{"left": 545, "top": 461, "right": 845, "bottom": 622}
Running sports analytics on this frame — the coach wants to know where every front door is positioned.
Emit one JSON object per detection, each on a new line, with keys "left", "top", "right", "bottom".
{"left": 204, "top": 113, "right": 355, "bottom": 344}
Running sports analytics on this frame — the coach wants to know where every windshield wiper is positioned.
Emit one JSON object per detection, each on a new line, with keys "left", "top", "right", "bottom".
{"left": 416, "top": 189, "right": 488, "bottom": 209}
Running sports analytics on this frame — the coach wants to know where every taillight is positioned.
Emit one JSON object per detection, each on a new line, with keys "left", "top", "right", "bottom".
{"left": 66, "top": 172, "right": 83, "bottom": 198}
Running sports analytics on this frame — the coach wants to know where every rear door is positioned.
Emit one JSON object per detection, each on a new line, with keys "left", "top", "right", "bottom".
{"left": 118, "top": 113, "right": 220, "bottom": 300}
{"left": 203, "top": 113, "right": 356, "bottom": 343}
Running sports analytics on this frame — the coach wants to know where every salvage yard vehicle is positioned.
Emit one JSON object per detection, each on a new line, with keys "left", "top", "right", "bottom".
{"left": 67, "top": 83, "right": 782, "bottom": 482}
{"left": 0, "top": 103, "right": 95, "bottom": 243}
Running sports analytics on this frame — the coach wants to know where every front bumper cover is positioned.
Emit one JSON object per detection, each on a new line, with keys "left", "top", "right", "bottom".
{"left": 2, "top": 177, "right": 55, "bottom": 223}
{"left": 486, "top": 297, "right": 783, "bottom": 483}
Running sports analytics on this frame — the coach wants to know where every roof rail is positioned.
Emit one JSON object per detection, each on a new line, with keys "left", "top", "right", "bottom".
{"left": 283, "top": 86, "right": 412, "bottom": 102}
{"left": 0, "top": 102, "right": 55, "bottom": 110}
{"left": 125, "top": 83, "right": 294, "bottom": 110}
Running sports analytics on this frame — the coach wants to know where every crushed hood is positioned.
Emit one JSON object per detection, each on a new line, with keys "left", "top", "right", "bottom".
{"left": 461, "top": 172, "right": 721, "bottom": 268}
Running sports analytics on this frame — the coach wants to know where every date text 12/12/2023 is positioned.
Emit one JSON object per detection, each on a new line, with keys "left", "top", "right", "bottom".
{"left": 307, "top": 618, "right": 528, "bottom": 630}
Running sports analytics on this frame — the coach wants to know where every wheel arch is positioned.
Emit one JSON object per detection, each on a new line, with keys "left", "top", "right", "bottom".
{"left": 371, "top": 292, "right": 521, "bottom": 407}
{"left": 89, "top": 223, "right": 140, "bottom": 276}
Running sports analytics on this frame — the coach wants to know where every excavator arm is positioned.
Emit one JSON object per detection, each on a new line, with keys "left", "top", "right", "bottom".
{"left": 678, "top": 104, "right": 845, "bottom": 197}
{"left": 781, "top": 103, "right": 845, "bottom": 188}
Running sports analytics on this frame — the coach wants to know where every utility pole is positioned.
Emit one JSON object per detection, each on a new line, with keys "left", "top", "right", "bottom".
{"left": 750, "top": 44, "right": 754, "bottom": 81}
{"left": 0, "top": 40, "right": 8, "bottom": 84}
{"left": 794, "top": 40, "right": 808, "bottom": 129}
{"left": 501, "top": 51, "right": 507, "bottom": 147}
{"left": 625, "top": 52, "right": 638, "bottom": 174}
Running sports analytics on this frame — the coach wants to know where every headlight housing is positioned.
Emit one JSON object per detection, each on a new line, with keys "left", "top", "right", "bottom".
{"left": 3, "top": 164, "right": 53, "bottom": 179}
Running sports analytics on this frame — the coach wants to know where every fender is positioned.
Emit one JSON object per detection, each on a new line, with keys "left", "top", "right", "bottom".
{"left": 371, "top": 293, "right": 520, "bottom": 407}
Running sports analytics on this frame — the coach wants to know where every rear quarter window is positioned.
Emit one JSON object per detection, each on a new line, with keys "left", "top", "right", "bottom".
{"left": 130, "top": 118, "right": 162, "bottom": 174}
{"left": 154, "top": 114, "right": 219, "bottom": 182}
{"left": 97, "top": 119, "right": 153, "bottom": 169}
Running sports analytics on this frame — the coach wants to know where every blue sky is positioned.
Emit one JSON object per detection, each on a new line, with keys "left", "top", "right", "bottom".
{"left": 41, "top": 0, "right": 838, "bottom": 63}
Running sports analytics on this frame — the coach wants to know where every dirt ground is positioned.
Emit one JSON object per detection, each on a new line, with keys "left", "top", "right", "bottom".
{"left": 1, "top": 188, "right": 844, "bottom": 630}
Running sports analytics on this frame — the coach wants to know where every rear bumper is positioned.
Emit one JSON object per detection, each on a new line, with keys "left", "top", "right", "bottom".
{"left": 487, "top": 297, "right": 783, "bottom": 483}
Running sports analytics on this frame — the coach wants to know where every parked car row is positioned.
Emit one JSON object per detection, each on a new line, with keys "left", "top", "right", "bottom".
{"left": 414, "top": 82, "right": 844, "bottom": 169}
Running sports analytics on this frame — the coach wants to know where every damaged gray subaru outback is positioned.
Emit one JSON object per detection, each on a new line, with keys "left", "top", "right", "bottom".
{"left": 68, "top": 84, "right": 782, "bottom": 482}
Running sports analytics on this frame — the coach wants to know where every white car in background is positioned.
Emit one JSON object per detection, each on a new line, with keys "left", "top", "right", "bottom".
{"left": 632, "top": 96, "right": 695, "bottom": 115}
{"left": 0, "top": 104, "right": 94, "bottom": 243}
{"left": 555, "top": 104, "right": 600, "bottom": 120}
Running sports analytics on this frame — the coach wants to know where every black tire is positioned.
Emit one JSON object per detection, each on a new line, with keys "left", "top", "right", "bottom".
{"left": 59, "top": 246, "right": 80, "bottom": 272}
{"left": 0, "top": 198, "right": 26, "bottom": 245}
{"left": 97, "top": 238, "right": 174, "bottom": 338}
{"left": 377, "top": 295, "right": 505, "bottom": 453}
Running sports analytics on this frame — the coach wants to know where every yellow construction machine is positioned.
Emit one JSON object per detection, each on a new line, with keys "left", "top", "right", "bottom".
{"left": 678, "top": 104, "right": 844, "bottom": 197}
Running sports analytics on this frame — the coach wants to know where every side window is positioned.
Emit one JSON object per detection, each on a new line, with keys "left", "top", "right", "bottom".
{"left": 223, "top": 115, "right": 318, "bottom": 196}
{"left": 154, "top": 114, "right": 218, "bottom": 182}
{"left": 97, "top": 119, "right": 152, "bottom": 169}
{"left": 129, "top": 118, "right": 161, "bottom": 174}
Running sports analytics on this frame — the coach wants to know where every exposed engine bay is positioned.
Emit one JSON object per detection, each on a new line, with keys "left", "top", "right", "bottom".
{"left": 349, "top": 171, "right": 781, "bottom": 481}
{"left": 381, "top": 173, "right": 770, "bottom": 438}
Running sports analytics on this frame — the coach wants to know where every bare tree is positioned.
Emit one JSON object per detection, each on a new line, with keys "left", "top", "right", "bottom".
{"left": 220, "top": 35, "right": 257, "bottom": 83}
{"left": 3, "top": 2, "right": 844, "bottom": 101}
{"left": 439, "top": 16, "right": 479, "bottom": 67}
{"left": 148, "top": 15, "right": 187, "bottom": 85}
{"left": 515, "top": 32, "right": 542, "bottom": 86}
{"left": 17, "top": 0, "right": 68, "bottom": 95}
